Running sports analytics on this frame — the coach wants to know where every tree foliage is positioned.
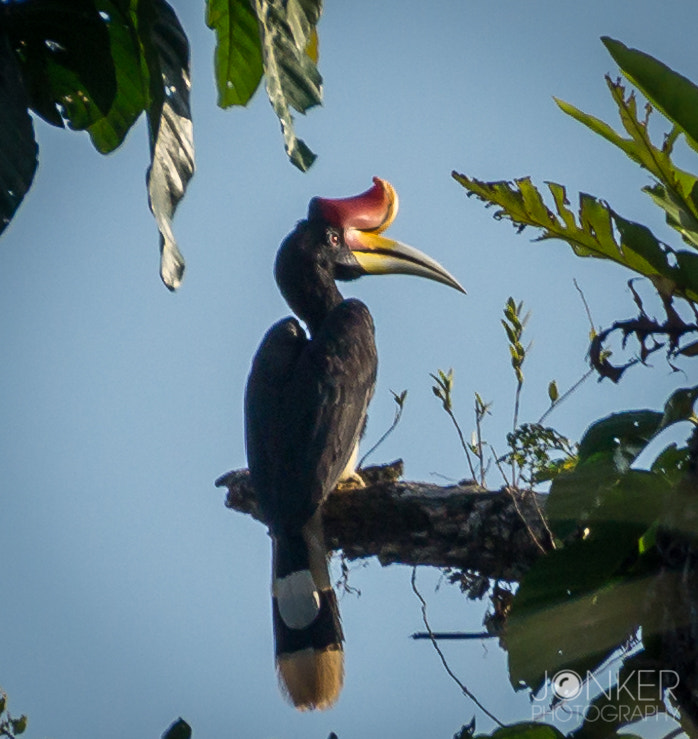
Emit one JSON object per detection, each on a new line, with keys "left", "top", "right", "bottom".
{"left": 453, "top": 38, "right": 698, "bottom": 382}
{"left": 4, "top": 5, "right": 698, "bottom": 738}
{"left": 445, "top": 38, "right": 698, "bottom": 739}
{"left": 0, "top": 0, "right": 323, "bottom": 288}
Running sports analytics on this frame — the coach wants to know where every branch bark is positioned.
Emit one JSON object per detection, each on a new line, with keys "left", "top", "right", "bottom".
{"left": 215, "top": 460, "right": 552, "bottom": 582}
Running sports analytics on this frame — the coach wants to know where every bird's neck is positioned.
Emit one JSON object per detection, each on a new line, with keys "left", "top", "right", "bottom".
{"left": 275, "top": 226, "right": 345, "bottom": 337}
{"left": 289, "top": 274, "right": 343, "bottom": 337}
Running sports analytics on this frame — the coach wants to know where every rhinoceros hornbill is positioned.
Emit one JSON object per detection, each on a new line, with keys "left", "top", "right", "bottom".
{"left": 244, "top": 177, "right": 464, "bottom": 710}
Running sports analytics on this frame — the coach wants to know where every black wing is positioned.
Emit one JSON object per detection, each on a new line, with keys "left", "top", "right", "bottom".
{"left": 245, "top": 299, "right": 377, "bottom": 535}
{"left": 245, "top": 316, "right": 307, "bottom": 529}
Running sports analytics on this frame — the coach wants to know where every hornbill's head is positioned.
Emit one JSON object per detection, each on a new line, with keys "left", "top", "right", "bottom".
{"left": 275, "top": 177, "right": 464, "bottom": 329}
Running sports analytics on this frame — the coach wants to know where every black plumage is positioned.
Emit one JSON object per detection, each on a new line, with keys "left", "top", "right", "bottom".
{"left": 245, "top": 219, "right": 375, "bottom": 710}
{"left": 243, "top": 178, "right": 464, "bottom": 710}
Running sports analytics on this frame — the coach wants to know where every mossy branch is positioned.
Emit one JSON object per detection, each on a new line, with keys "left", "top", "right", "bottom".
{"left": 216, "top": 460, "right": 552, "bottom": 582}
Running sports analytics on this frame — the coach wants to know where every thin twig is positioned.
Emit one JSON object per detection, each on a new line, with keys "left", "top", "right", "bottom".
{"left": 537, "top": 367, "right": 595, "bottom": 425}
{"left": 574, "top": 278, "right": 595, "bottom": 332}
{"left": 359, "top": 395, "right": 405, "bottom": 468}
{"left": 504, "top": 487, "right": 547, "bottom": 554}
{"left": 511, "top": 380, "right": 523, "bottom": 486}
{"left": 445, "top": 407, "right": 478, "bottom": 482}
{"left": 490, "top": 444, "right": 512, "bottom": 488}
{"left": 410, "top": 567, "right": 504, "bottom": 727}
{"left": 474, "top": 397, "right": 487, "bottom": 487}
{"left": 530, "top": 493, "right": 556, "bottom": 550}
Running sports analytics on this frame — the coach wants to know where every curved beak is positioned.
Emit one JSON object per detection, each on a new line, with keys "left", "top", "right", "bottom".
{"left": 312, "top": 177, "right": 466, "bottom": 294}
{"left": 345, "top": 228, "right": 466, "bottom": 293}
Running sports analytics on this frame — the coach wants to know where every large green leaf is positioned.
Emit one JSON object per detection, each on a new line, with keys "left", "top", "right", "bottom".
{"left": 576, "top": 410, "right": 663, "bottom": 468}
{"left": 139, "top": 0, "right": 194, "bottom": 290}
{"left": 507, "top": 538, "right": 650, "bottom": 692}
{"left": 452, "top": 173, "right": 698, "bottom": 302}
{"left": 508, "top": 401, "right": 680, "bottom": 691}
{"left": 206, "top": 0, "right": 264, "bottom": 107}
{"left": 6, "top": 0, "right": 116, "bottom": 129}
{"left": 0, "top": 33, "right": 38, "bottom": 238}
{"left": 602, "top": 37, "right": 698, "bottom": 154}
{"left": 508, "top": 471, "right": 667, "bottom": 689}
{"left": 651, "top": 443, "right": 691, "bottom": 487}
{"left": 556, "top": 77, "right": 698, "bottom": 251}
{"left": 87, "top": 0, "right": 149, "bottom": 154}
{"left": 254, "top": 0, "right": 322, "bottom": 171}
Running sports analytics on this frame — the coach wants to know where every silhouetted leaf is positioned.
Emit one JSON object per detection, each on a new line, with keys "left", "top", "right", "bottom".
{"left": 0, "top": 33, "right": 38, "bottom": 237}
{"left": 6, "top": 0, "right": 116, "bottom": 129}
{"left": 651, "top": 443, "right": 691, "bottom": 486}
{"left": 162, "top": 717, "right": 191, "bottom": 739}
{"left": 476, "top": 724, "right": 565, "bottom": 739}
{"left": 87, "top": 0, "right": 149, "bottom": 153}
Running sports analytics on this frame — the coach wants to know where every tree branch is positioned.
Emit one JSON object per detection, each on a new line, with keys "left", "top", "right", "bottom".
{"left": 215, "top": 460, "right": 552, "bottom": 582}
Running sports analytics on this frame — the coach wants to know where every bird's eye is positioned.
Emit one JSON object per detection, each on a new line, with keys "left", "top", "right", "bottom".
{"left": 328, "top": 230, "right": 340, "bottom": 248}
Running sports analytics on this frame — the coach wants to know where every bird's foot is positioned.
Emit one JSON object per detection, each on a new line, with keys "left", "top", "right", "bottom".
{"left": 335, "top": 471, "right": 366, "bottom": 491}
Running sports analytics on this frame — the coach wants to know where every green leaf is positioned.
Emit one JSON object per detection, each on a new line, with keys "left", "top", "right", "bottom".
{"left": 574, "top": 659, "right": 666, "bottom": 738}
{"left": 507, "top": 538, "right": 649, "bottom": 691}
{"left": 602, "top": 37, "right": 698, "bottom": 152}
{"left": 556, "top": 77, "right": 698, "bottom": 252}
{"left": 86, "top": 0, "right": 149, "bottom": 153}
{"left": 674, "top": 251, "right": 698, "bottom": 298}
{"left": 253, "top": 0, "right": 322, "bottom": 171}
{"left": 0, "top": 33, "right": 38, "bottom": 238}
{"left": 644, "top": 181, "right": 698, "bottom": 249}
{"left": 7, "top": 0, "right": 116, "bottom": 129}
{"left": 476, "top": 723, "right": 565, "bottom": 739}
{"left": 10, "top": 715, "right": 28, "bottom": 735}
{"left": 577, "top": 410, "right": 663, "bottom": 468}
{"left": 206, "top": 0, "right": 264, "bottom": 107}
{"left": 501, "top": 319, "right": 518, "bottom": 347}
{"left": 453, "top": 173, "right": 698, "bottom": 301}
{"left": 162, "top": 718, "right": 191, "bottom": 739}
{"left": 660, "top": 385, "right": 698, "bottom": 428}
{"left": 547, "top": 461, "right": 667, "bottom": 544}
{"left": 139, "top": 0, "right": 195, "bottom": 290}
{"left": 651, "top": 443, "right": 691, "bottom": 486}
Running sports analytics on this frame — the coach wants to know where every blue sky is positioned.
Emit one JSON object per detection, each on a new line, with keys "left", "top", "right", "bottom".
{"left": 2, "top": 2, "right": 697, "bottom": 738}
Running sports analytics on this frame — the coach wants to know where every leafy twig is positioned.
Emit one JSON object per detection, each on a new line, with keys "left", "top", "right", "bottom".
{"left": 502, "top": 298, "right": 530, "bottom": 484}
{"left": 431, "top": 370, "right": 478, "bottom": 481}
{"left": 538, "top": 369, "right": 594, "bottom": 425}
{"left": 474, "top": 393, "right": 492, "bottom": 486}
{"left": 0, "top": 691, "right": 27, "bottom": 739}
